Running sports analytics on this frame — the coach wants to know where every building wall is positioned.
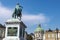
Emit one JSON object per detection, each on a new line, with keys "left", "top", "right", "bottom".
{"left": 0, "top": 27, "right": 5, "bottom": 40}
{"left": 44, "top": 30, "right": 60, "bottom": 40}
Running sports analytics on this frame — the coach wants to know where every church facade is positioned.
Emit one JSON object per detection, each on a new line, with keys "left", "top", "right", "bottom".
{"left": 32, "top": 24, "right": 44, "bottom": 40}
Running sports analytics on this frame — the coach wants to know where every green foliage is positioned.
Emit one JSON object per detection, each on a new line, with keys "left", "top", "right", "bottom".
{"left": 26, "top": 34, "right": 33, "bottom": 40}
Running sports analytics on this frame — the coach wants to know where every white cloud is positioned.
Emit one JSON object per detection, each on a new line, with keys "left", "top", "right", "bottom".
{"left": 0, "top": 3, "right": 12, "bottom": 17}
{"left": 22, "top": 14, "right": 50, "bottom": 33}
{"left": 22, "top": 14, "right": 50, "bottom": 25}
{"left": 0, "top": 2, "right": 12, "bottom": 24}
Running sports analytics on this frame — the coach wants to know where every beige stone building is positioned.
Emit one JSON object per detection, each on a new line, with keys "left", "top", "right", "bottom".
{"left": 0, "top": 24, "right": 5, "bottom": 40}
{"left": 44, "top": 28, "right": 60, "bottom": 40}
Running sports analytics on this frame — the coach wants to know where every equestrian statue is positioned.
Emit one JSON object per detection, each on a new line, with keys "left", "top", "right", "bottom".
{"left": 12, "top": 3, "right": 23, "bottom": 20}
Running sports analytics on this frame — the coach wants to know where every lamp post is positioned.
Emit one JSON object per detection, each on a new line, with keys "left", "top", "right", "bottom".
{"left": 56, "top": 28, "right": 59, "bottom": 40}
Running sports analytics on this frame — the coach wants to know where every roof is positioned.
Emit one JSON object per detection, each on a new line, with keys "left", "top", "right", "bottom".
{"left": 47, "top": 28, "right": 52, "bottom": 32}
{"left": 45, "top": 28, "right": 60, "bottom": 33}
{"left": 30, "top": 33, "right": 34, "bottom": 36}
{"left": 34, "top": 24, "right": 44, "bottom": 32}
{"left": 0, "top": 24, "right": 5, "bottom": 28}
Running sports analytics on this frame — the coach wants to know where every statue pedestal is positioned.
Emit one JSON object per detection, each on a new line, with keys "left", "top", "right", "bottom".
{"left": 3, "top": 37, "right": 20, "bottom": 40}
{"left": 3, "top": 18, "right": 26, "bottom": 40}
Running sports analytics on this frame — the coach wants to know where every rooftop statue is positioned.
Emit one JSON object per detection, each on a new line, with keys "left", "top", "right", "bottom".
{"left": 12, "top": 3, "right": 23, "bottom": 20}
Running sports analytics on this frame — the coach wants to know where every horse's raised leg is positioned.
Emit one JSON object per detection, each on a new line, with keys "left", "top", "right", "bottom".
{"left": 14, "top": 15, "right": 16, "bottom": 18}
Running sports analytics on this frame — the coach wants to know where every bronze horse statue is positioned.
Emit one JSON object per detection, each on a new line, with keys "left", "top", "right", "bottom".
{"left": 12, "top": 3, "right": 22, "bottom": 20}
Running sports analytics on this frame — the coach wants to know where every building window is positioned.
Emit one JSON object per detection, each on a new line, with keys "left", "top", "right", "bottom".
{"left": 43, "top": 34, "right": 45, "bottom": 40}
{"left": 58, "top": 33, "right": 60, "bottom": 38}
{"left": 52, "top": 34, "right": 54, "bottom": 38}
{"left": 2, "top": 30, "right": 5, "bottom": 37}
{"left": 7, "top": 27, "right": 17, "bottom": 36}
{"left": 35, "top": 33, "right": 38, "bottom": 38}
{"left": 39, "top": 34, "right": 40, "bottom": 37}
{"left": 39, "top": 34, "right": 41, "bottom": 37}
{"left": 48, "top": 34, "right": 50, "bottom": 38}
{"left": 37, "top": 33, "right": 38, "bottom": 37}
{"left": 0, "top": 30, "right": 2, "bottom": 37}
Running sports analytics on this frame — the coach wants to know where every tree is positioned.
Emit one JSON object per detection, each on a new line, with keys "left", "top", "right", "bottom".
{"left": 26, "top": 34, "right": 33, "bottom": 40}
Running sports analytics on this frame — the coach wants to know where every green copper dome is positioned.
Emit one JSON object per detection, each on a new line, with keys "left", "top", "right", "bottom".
{"left": 34, "top": 24, "right": 44, "bottom": 32}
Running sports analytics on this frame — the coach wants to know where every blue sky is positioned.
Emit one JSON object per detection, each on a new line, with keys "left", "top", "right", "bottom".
{"left": 0, "top": 0, "right": 60, "bottom": 33}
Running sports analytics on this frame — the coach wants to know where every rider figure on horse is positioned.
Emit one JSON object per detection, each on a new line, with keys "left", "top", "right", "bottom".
{"left": 12, "top": 3, "right": 22, "bottom": 20}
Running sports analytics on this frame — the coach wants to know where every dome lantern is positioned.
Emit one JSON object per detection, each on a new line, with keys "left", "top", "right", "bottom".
{"left": 34, "top": 24, "right": 44, "bottom": 32}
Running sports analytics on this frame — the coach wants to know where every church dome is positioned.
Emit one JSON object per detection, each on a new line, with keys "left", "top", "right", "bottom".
{"left": 34, "top": 24, "right": 44, "bottom": 32}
